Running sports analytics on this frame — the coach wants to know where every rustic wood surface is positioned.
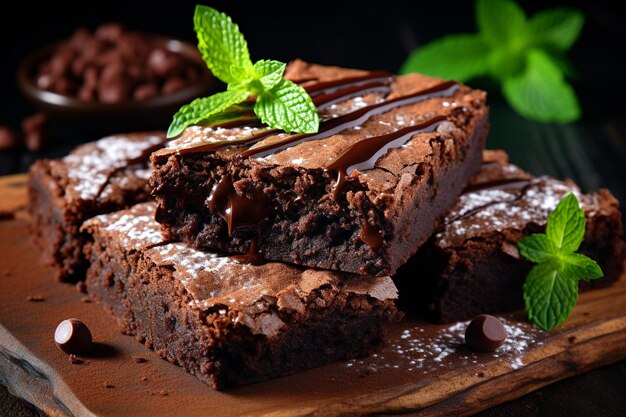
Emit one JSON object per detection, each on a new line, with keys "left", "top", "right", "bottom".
{"left": 1, "top": 175, "right": 625, "bottom": 417}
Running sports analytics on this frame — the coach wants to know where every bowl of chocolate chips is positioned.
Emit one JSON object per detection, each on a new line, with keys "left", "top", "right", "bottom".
{"left": 17, "top": 23, "right": 215, "bottom": 133}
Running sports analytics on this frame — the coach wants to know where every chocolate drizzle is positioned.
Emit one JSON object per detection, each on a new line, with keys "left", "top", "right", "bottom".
{"left": 325, "top": 115, "right": 448, "bottom": 200}
{"left": 242, "top": 81, "right": 459, "bottom": 159}
{"left": 175, "top": 73, "right": 395, "bottom": 156}
{"left": 95, "top": 139, "right": 168, "bottom": 199}
{"left": 207, "top": 175, "right": 272, "bottom": 237}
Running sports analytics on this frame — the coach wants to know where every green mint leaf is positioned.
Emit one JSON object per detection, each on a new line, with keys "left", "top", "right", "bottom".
{"left": 518, "top": 234, "right": 557, "bottom": 263}
{"left": 528, "top": 7, "right": 584, "bottom": 51}
{"left": 253, "top": 60, "right": 287, "bottom": 90}
{"left": 400, "top": 34, "right": 490, "bottom": 82}
{"left": 254, "top": 79, "right": 319, "bottom": 134}
{"left": 476, "top": 0, "right": 528, "bottom": 48}
{"left": 545, "top": 193, "right": 585, "bottom": 252}
{"left": 167, "top": 87, "right": 250, "bottom": 138}
{"left": 503, "top": 49, "right": 581, "bottom": 122}
{"left": 523, "top": 261, "right": 578, "bottom": 332}
{"left": 561, "top": 253, "right": 603, "bottom": 282}
{"left": 519, "top": 193, "right": 603, "bottom": 332}
{"left": 194, "top": 5, "right": 253, "bottom": 84}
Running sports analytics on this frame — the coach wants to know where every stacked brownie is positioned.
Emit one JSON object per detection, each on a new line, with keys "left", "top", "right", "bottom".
{"left": 82, "top": 202, "right": 399, "bottom": 388}
{"left": 28, "top": 131, "right": 166, "bottom": 281}
{"left": 150, "top": 60, "right": 489, "bottom": 276}
{"left": 396, "top": 150, "right": 625, "bottom": 322}
{"left": 27, "top": 60, "right": 624, "bottom": 389}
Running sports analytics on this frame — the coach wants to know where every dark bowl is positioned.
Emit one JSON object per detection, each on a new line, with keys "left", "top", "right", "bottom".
{"left": 17, "top": 36, "right": 215, "bottom": 135}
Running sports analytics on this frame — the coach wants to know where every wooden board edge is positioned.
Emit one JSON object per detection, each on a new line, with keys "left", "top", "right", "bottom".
{"left": 0, "top": 323, "right": 97, "bottom": 417}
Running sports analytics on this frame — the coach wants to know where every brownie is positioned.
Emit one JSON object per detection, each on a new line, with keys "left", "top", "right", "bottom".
{"left": 151, "top": 60, "right": 489, "bottom": 276}
{"left": 82, "top": 202, "right": 400, "bottom": 389}
{"left": 28, "top": 132, "right": 166, "bottom": 282}
{"left": 396, "top": 150, "right": 626, "bottom": 323}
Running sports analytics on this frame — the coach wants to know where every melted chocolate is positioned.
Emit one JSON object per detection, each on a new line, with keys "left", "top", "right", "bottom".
{"left": 232, "top": 238, "right": 266, "bottom": 266}
{"left": 356, "top": 202, "right": 384, "bottom": 252}
{"left": 325, "top": 115, "right": 447, "bottom": 199}
{"left": 207, "top": 175, "right": 272, "bottom": 237}
{"left": 95, "top": 140, "right": 168, "bottom": 199}
{"left": 242, "top": 81, "right": 459, "bottom": 159}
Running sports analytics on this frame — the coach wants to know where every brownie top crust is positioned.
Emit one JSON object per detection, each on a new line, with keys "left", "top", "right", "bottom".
{"left": 152, "top": 60, "right": 487, "bottom": 196}
{"left": 436, "top": 150, "right": 619, "bottom": 248}
{"left": 82, "top": 202, "right": 398, "bottom": 337}
{"left": 53, "top": 132, "right": 166, "bottom": 202}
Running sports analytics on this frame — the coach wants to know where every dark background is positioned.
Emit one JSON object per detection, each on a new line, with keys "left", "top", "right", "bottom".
{"left": 1, "top": 1, "right": 625, "bottom": 415}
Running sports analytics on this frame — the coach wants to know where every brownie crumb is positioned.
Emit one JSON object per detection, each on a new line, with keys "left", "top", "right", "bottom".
{"left": 75, "top": 281, "right": 87, "bottom": 293}
{"left": 80, "top": 296, "right": 93, "bottom": 303}
{"left": 150, "top": 390, "right": 168, "bottom": 396}
{"left": 26, "top": 295, "right": 45, "bottom": 302}
{"left": 477, "top": 371, "right": 485, "bottom": 378}
{"left": 568, "top": 335, "right": 577, "bottom": 344}
{"left": 104, "top": 382, "right": 115, "bottom": 389}
{"left": 68, "top": 354, "right": 85, "bottom": 365}
{"left": 131, "top": 355, "right": 148, "bottom": 363}
{"left": 140, "top": 375, "right": 148, "bottom": 382}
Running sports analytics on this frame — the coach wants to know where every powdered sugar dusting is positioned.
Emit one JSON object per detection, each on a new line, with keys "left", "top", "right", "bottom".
{"left": 436, "top": 176, "right": 598, "bottom": 247}
{"left": 64, "top": 134, "right": 164, "bottom": 200}
{"left": 346, "top": 317, "right": 542, "bottom": 375}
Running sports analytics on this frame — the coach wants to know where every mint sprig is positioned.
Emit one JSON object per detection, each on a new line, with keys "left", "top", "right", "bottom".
{"left": 518, "top": 194, "right": 603, "bottom": 332}
{"left": 167, "top": 6, "right": 319, "bottom": 138}
{"left": 400, "top": 0, "right": 584, "bottom": 123}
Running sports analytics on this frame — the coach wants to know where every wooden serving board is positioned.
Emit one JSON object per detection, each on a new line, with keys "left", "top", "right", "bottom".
{"left": 1, "top": 173, "right": 626, "bottom": 417}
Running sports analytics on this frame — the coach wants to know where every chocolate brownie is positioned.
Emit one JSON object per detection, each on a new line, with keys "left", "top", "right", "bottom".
{"left": 151, "top": 60, "right": 489, "bottom": 276}
{"left": 28, "top": 132, "right": 166, "bottom": 281}
{"left": 82, "top": 202, "right": 400, "bottom": 389}
{"left": 396, "top": 150, "right": 626, "bottom": 323}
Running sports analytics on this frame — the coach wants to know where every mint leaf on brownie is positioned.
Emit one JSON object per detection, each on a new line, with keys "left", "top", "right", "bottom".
{"left": 519, "top": 193, "right": 604, "bottom": 331}
{"left": 254, "top": 79, "right": 319, "bottom": 134}
{"left": 193, "top": 5, "right": 253, "bottom": 84}
{"left": 167, "top": 87, "right": 250, "bottom": 138}
{"left": 168, "top": 6, "right": 319, "bottom": 138}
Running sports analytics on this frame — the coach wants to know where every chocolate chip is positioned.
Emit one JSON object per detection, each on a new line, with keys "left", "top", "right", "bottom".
{"left": 0, "top": 126, "right": 22, "bottom": 150}
{"left": 465, "top": 314, "right": 507, "bottom": 352}
{"left": 34, "top": 23, "right": 204, "bottom": 104}
{"left": 54, "top": 318, "right": 93, "bottom": 354}
{"left": 162, "top": 77, "right": 188, "bottom": 95}
{"left": 133, "top": 83, "right": 158, "bottom": 101}
{"left": 95, "top": 23, "right": 124, "bottom": 42}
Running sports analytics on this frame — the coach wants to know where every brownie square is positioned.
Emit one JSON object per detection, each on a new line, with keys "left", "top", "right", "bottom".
{"left": 396, "top": 150, "right": 626, "bottom": 323}
{"left": 82, "top": 202, "right": 400, "bottom": 389}
{"left": 27, "top": 132, "right": 166, "bottom": 281}
{"left": 150, "top": 60, "right": 489, "bottom": 276}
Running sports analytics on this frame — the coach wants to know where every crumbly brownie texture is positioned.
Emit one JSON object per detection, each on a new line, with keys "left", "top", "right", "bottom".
{"left": 151, "top": 60, "right": 489, "bottom": 276}
{"left": 396, "top": 150, "right": 626, "bottom": 323}
{"left": 28, "top": 132, "right": 165, "bottom": 282}
{"left": 82, "top": 202, "right": 400, "bottom": 389}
